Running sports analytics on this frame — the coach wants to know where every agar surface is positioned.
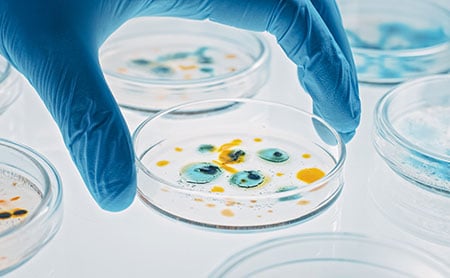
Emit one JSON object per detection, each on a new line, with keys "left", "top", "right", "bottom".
{"left": 392, "top": 106, "right": 450, "bottom": 189}
{"left": 143, "top": 135, "right": 333, "bottom": 222}
{"left": 119, "top": 46, "right": 244, "bottom": 81}
{"left": 346, "top": 22, "right": 447, "bottom": 78}
{"left": 0, "top": 170, "right": 42, "bottom": 232}
{"left": 138, "top": 133, "right": 341, "bottom": 227}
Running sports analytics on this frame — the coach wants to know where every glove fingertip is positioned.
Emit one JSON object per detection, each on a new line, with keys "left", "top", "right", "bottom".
{"left": 96, "top": 183, "right": 136, "bottom": 212}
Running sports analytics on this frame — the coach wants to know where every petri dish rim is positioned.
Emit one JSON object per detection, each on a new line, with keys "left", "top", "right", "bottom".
{"left": 340, "top": 0, "right": 450, "bottom": 54}
{"left": 0, "top": 138, "right": 63, "bottom": 238}
{"left": 101, "top": 28, "right": 270, "bottom": 88}
{"left": 210, "top": 232, "right": 450, "bottom": 277}
{"left": 133, "top": 98, "right": 346, "bottom": 201}
{"left": 351, "top": 42, "right": 450, "bottom": 58}
{"left": 375, "top": 74, "right": 450, "bottom": 163}
{"left": 0, "top": 60, "right": 11, "bottom": 84}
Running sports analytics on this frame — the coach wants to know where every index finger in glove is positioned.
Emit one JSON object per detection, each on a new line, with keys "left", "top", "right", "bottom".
{"left": 7, "top": 40, "right": 136, "bottom": 211}
{"left": 137, "top": 0, "right": 361, "bottom": 140}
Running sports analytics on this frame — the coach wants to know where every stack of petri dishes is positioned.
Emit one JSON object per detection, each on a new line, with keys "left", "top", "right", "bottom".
{"left": 0, "top": 139, "right": 63, "bottom": 275}
{"left": 338, "top": 0, "right": 450, "bottom": 84}
{"left": 133, "top": 99, "right": 345, "bottom": 231}
{"left": 100, "top": 18, "right": 270, "bottom": 114}
{"left": 371, "top": 75, "right": 450, "bottom": 245}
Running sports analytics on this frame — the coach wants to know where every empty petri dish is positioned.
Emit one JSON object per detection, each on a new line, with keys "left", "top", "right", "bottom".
{"left": 209, "top": 233, "right": 450, "bottom": 277}
{"left": 0, "top": 139, "right": 63, "bottom": 275}
{"left": 371, "top": 74, "right": 450, "bottom": 245}
{"left": 100, "top": 18, "right": 270, "bottom": 113}
{"left": 338, "top": 0, "right": 450, "bottom": 84}
{"left": 133, "top": 99, "right": 345, "bottom": 231}
{"left": 0, "top": 56, "right": 22, "bottom": 115}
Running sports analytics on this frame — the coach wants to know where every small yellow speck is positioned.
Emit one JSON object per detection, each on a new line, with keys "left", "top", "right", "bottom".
{"left": 117, "top": 67, "right": 128, "bottom": 74}
{"left": 225, "top": 54, "right": 237, "bottom": 59}
{"left": 253, "top": 138, "right": 262, "bottom": 142}
{"left": 174, "top": 147, "right": 183, "bottom": 152}
{"left": 276, "top": 172, "right": 284, "bottom": 177}
{"left": 156, "top": 160, "right": 170, "bottom": 167}
{"left": 179, "top": 65, "right": 198, "bottom": 70}
{"left": 206, "top": 203, "right": 216, "bottom": 208}
{"left": 297, "top": 200, "right": 311, "bottom": 205}
{"left": 210, "top": 186, "right": 225, "bottom": 193}
{"left": 194, "top": 198, "right": 203, "bottom": 202}
{"left": 226, "top": 200, "right": 236, "bottom": 206}
{"left": 221, "top": 209, "right": 234, "bottom": 217}
{"left": 302, "top": 153, "right": 312, "bottom": 159}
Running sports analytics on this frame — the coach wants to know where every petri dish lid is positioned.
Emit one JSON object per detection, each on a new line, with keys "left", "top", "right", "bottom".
{"left": 338, "top": 0, "right": 450, "bottom": 84}
{"left": 100, "top": 18, "right": 270, "bottom": 113}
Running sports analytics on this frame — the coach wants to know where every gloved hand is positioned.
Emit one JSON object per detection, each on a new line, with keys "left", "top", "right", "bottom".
{"left": 0, "top": 0, "right": 360, "bottom": 212}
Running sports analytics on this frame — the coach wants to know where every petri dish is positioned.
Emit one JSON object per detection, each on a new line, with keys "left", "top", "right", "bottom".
{"left": 338, "top": 0, "right": 450, "bottom": 84}
{"left": 373, "top": 75, "right": 450, "bottom": 195}
{"left": 0, "top": 139, "right": 63, "bottom": 275}
{"left": 133, "top": 99, "right": 345, "bottom": 231}
{"left": 0, "top": 56, "right": 22, "bottom": 115}
{"left": 100, "top": 18, "right": 270, "bottom": 114}
{"left": 209, "top": 233, "right": 450, "bottom": 277}
{"left": 371, "top": 74, "right": 450, "bottom": 245}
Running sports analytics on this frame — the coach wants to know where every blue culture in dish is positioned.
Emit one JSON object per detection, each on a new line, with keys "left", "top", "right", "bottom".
{"left": 180, "top": 162, "right": 223, "bottom": 184}
{"left": 230, "top": 170, "right": 265, "bottom": 188}
{"left": 257, "top": 148, "right": 290, "bottom": 163}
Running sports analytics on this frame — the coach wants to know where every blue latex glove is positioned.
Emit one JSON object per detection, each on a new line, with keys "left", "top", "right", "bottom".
{"left": 0, "top": 0, "right": 360, "bottom": 211}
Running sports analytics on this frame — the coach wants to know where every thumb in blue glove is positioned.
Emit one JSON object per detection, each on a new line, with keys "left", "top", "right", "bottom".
{"left": 0, "top": 0, "right": 360, "bottom": 212}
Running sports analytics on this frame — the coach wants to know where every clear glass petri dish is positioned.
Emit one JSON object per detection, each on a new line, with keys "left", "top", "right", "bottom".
{"left": 0, "top": 139, "right": 63, "bottom": 275}
{"left": 338, "top": 0, "right": 450, "bottom": 84}
{"left": 209, "top": 233, "right": 450, "bottom": 277}
{"left": 371, "top": 74, "right": 450, "bottom": 245}
{"left": 373, "top": 74, "right": 450, "bottom": 195}
{"left": 0, "top": 56, "right": 22, "bottom": 115}
{"left": 100, "top": 18, "right": 270, "bottom": 114}
{"left": 133, "top": 98, "right": 345, "bottom": 231}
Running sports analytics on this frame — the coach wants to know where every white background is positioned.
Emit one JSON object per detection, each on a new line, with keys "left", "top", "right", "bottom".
{"left": 1, "top": 18, "right": 449, "bottom": 277}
